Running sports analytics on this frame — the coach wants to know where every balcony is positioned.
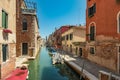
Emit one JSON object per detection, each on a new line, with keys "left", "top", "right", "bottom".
{"left": 22, "top": 8, "right": 36, "bottom": 15}
{"left": 22, "top": 0, "right": 37, "bottom": 15}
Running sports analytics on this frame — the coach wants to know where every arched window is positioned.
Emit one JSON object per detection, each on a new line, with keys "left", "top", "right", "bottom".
{"left": 118, "top": 15, "right": 120, "bottom": 33}
{"left": 22, "top": 19, "right": 27, "bottom": 30}
{"left": 90, "top": 26, "right": 95, "bottom": 41}
{"left": 89, "top": 22, "right": 96, "bottom": 41}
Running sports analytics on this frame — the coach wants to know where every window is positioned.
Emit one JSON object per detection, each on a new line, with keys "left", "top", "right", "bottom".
{"left": 118, "top": 15, "right": 120, "bottom": 33}
{"left": 116, "top": 0, "right": 120, "bottom": 3}
{"left": 90, "top": 26, "right": 95, "bottom": 41}
{"left": 70, "top": 34, "right": 73, "bottom": 40}
{"left": 62, "top": 36, "right": 65, "bottom": 41}
{"left": 88, "top": 3, "right": 96, "bottom": 17}
{"left": 2, "top": 10, "right": 8, "bottom": 28}
{"left": 66, "top": 35, "right": 69, "bottom": 40}
{"left": 118, "top": 46, "right": 120, "bottom": 53}
{"left": 117, "top": 13, "right": 120, "bottom": 33}
{"left": 90, "top": 47, "right": 95, "bottom": 54}
{"left": 79, "top": 48, "right": 82, "bottom": 56}
{"left": 2, "top": 44, "right": 9, "bottom": 62}
{"left": 22, "top": 19, "right": 27, "bottom": 30}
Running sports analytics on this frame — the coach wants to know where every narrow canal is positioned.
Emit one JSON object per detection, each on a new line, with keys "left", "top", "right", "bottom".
{"left": 28, "top": 47, "right": 80, "bottom": 80}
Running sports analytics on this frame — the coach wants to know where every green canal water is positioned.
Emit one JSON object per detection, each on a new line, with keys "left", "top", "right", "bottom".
{"left": 28, "top": 47, "right": 80, "bottom": 80}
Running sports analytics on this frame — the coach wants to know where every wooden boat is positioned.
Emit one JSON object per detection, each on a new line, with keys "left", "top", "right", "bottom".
{"left": 5, "top": 66, "right": 29, "bottom": 80}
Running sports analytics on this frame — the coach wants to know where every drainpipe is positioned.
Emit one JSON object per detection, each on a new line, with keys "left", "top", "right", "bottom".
{"left": 109, "top": 72, "right": 112, "bottom": 80}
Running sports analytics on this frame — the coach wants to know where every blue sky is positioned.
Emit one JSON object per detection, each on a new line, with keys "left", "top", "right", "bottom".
{"left": 32, "top": 0, "right": 86, "bottom": 38}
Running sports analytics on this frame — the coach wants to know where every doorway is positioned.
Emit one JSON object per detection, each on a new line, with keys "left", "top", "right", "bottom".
{"left": 79, "top": 48, "right": 82, "bottom": 57}
{"left": 22, "top": 43, "right": 28, "bottom": 55}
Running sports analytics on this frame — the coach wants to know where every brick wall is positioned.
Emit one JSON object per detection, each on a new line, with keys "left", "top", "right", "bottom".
{"left": 16, "top": 14, "right": 35, "bottom": 56}
{"left": 16, "top": 0, "right": 36, "bottom": 57}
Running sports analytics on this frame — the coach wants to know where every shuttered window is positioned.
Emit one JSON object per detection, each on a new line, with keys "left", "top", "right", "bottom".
{"left": 118, "top": 14, "right": 120, "bottom": 33}
{"left": 116, "top": 0, "right": 120, "bottom": 3}
{"left": 2, "top": 10, "right": 8, "bottom": 28}
{"left": 88, "top": 3, "right": 96, "bottom": 17}
{"left": 90, "top": 26, "right": 95, "bottom": 41}
{"left": 70, "top": 34, "right": 73, "bottom": 40}
{"left": 2, "top": 44, "right": 8, "bottom": 62}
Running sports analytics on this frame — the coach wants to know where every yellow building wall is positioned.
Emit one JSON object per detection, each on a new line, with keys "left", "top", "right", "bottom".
{"left": 0, "top": 0, "right": 16, "bottom": 78}
{"left": 0, "top": 0, "right": 16, "bottom": 43}
{"left": 34, "top": 16, "right": 40, "bottom": 57}
{"left": 62, "top": 27, "right": 86, "bottom": 55}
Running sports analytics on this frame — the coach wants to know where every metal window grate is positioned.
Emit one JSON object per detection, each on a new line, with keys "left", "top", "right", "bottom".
{"left": 24, "top": 0, "right": 37, "bottom": 10}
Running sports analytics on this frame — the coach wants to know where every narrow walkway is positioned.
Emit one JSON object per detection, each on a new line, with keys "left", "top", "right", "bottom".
{"left": 58, "top": 50, "right": 120, "bottom": 79}
{"left": 15, "top": 56, "right": 28, "bottom": 67}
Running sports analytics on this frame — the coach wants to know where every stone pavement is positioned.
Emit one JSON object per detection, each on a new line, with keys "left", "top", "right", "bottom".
{"left": 58, "top": 50, "right": 120, "bottom": 79}
{"left": 15, "top": 56, "right": 29, "bottom": 68}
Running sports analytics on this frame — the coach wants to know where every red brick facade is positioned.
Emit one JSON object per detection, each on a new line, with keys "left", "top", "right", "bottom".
{"left": 86, "top": 0, "right": 120, "bottom": 73}
{"left": 16, "top": 0, "right": 38, "bottom": 57}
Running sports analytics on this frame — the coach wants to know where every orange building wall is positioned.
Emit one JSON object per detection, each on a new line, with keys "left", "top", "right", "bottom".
{"left": 86, "top": 0, "right": 120, "bottom": 72}
{"left": 86, "top": 0, "right": 120, "bottom": 40}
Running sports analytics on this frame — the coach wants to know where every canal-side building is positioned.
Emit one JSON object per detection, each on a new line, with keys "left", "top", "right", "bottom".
{"left": 47, "top": 33, "right": 55, "bottom": 47}
{"left": 0, "top": 0, "right": 16, "bottom": 78}
{"left": 16, "top": 0, "right": 40, "bottom": 58}
{"left": 62, "top": 26, "right": 86, "bottom": 57}
{"left": 86, "top": 0, "right": 120, "bottom": 73}
{"left": 53, "top": 26, "right": 71, "bottom": 49}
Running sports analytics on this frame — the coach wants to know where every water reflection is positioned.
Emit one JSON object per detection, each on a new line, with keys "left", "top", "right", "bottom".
{"left": 28, "top": 47, "right": 80, "bottom": 80}
{"left": 54, "top": 64, "right": 80, "bottom": 80}
{"left": 28, "top": 53, "right": 40, "bottom": 80}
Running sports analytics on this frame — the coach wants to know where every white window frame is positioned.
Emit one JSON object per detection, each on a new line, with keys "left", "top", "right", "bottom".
{"left": 88, "top": 22, "right": 96, "bottom": 41}
{"left": 117, "top": 11, "right": 120, "bottom": 33}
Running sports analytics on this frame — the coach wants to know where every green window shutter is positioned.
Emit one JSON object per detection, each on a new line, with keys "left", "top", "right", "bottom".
{"left": 2, "top": 44, "right": 7, "bottom": 62}
{"left": 5, "top": 13, "right": 8, "bottom": 28}
{"left": 2, "top": 11, "right": 5, "bottom": 28}
{"left": 2, "top": 11, "right": 8, "bottom": 28}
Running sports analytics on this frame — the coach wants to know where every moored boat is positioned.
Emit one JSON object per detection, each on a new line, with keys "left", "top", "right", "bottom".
{"left": 5, "top": 66, "right": 29, "bottom": 80}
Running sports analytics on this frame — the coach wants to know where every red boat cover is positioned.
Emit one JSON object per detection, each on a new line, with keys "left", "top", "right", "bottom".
{"left": 6, "top": 68, "right": 28, "bottom": 80}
